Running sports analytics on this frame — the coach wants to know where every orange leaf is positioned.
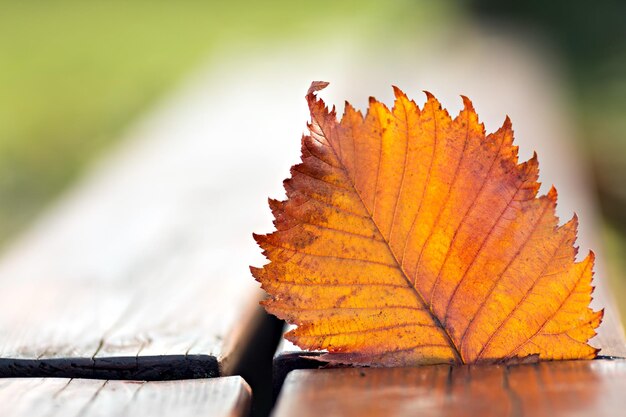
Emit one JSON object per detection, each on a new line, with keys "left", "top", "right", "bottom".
{"left": 252, "top": 82, "right": 602, "bottom": 365}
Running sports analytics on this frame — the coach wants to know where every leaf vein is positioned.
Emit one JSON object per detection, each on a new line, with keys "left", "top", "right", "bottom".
{"left": 459, "top": 196, "right": 553, "bottom": 350}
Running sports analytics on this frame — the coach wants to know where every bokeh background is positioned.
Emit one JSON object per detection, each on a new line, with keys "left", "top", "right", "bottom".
{"left": 1, "top": 0, "right": 624, "bottom": 321}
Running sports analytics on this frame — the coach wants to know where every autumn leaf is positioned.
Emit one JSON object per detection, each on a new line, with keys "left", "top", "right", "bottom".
{"left": 252, "top": 82, "right": 603, "bottom": 366}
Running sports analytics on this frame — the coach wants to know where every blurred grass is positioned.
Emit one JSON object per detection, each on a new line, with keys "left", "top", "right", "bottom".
{"left": 0, "top": 0, "right": 446, "bottom": 245}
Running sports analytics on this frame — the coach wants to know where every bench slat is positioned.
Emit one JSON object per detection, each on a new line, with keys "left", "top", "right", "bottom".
{"left": 272, "top": 359, "right": 626, "bottom": 417}
{"left": 0, "top": 63, "right": 270, "bottom": 378}
{"left": 0, "top": 376, "right": 250, "bottom": 417}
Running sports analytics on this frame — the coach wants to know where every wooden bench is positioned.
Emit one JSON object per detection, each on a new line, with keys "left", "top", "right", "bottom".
{"left": 273, "top": 360, "right": 626, "bottom": 417}
{"left": 0, "top": 85, "right": 267, "bottom": 381}
{"left": 0, "top": 25, "right": 625, "bottom": 417}
{"left": 0, "top": 49, "right": 288, "bottom": 415}
{"left": 0, "top": 377, "right": 250, "bottom": 417}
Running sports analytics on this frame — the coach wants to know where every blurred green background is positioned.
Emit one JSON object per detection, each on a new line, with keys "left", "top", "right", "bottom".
{"left": 0, "top": 0, "right": 624, "bottom": 317}
{"left": 471, "top": 0, "right": 626, "bottom": 336}
{"left": 0, "top": 0, "right": 406, "bottom": 240}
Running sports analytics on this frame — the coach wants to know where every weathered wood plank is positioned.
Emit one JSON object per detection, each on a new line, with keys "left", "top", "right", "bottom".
{"left": 272, "top": 359, "right": 626, "bottom": 417}
{"left": 0, "top": 376, "right": 250, "bottom": 417}
{"left": 0, "top": 55, "right": 274, "bottom": 378}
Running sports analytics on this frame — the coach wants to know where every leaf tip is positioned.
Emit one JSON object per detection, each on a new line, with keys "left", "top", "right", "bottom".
{"left": 307, "top": 81, "right": 330, "bottom": 96}
{"left": 587, "top": 249, "right": 596, "bottom": 263}
{"left": 547, "top": 185, "right": 558, "bottom": 200}
{"left": 250, "top": 265, "right": 262, "bottom": 278}
{"left": 593, "top": 346, "right": 602, "bottom": 358}
{"left": 530, "top": 150, "right": 539, "bottom": 162}
{"left": 460, "top": 95, "right": 475, "bottom": 112}
{"left": 392, "top": 85, "right": 407, "bottom": 99}
{"left": 565, "top": 213, "right": 579, "bottom": 233}
{"left": 423, "top": 90, "right": 435, "bottom": 100}
{"left": 423, "top": 90, "right": 444, "bottom": 113}
{"left": 252, "top": 232, "right": 266, "bottom": 245}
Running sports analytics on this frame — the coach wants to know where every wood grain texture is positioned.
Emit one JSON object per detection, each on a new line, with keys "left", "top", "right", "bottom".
{"left": 272, "top": 359, "right": 626, "bottom": 417}
{"left": 0, "top": 58, "right": 269, "bottom": 378}
{"left": 0, "top": 376, "right": 250, "bottom": 417}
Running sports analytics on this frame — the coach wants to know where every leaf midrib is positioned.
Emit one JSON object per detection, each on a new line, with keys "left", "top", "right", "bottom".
{"left": 312, "top": 106, "right": 464, "bottom": 364}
